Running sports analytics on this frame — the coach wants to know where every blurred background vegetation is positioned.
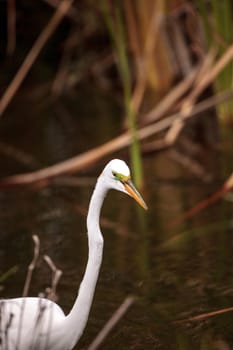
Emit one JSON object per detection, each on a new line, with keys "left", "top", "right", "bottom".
{"left": 1, "top": 0, "right": 233, "bottom": 187}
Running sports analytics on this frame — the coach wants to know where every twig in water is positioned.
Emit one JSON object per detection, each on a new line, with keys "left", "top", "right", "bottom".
{"left": 22, "top": 235, "right": 40, "bottom": 297}
{"left": 168, "top": 170, "right": 233, "bottom": 229}
{"left": 87, "top": 295, "right": 136, "bottom": 350}
{"left": 43, "top": 255, "right": 62, "bottom": 302}
{"left": 174, "top": 305, "right": 233, "bottom": 324}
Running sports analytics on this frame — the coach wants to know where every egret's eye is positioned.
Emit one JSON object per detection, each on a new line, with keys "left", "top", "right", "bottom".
{"left": 112, "top": 171, "right": 119, "bottom": 180}
{"left": 112, "top": 171, "right": 122, "bottom": 182}
{"left": 112, "top": 171, "right": 130, "bottom": 183}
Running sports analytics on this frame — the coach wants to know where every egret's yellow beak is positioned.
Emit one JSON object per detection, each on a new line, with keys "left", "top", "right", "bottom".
{"left": 123, "top": 180, "right": 148, "bottom": 210}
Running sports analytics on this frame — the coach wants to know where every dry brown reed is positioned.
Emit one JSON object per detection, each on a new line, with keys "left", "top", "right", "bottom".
{"left": 87, "top": 296, "right": 136, "bottom": 350}
{"left": 0, "top": 0, "right": 75, "bottom": 118}
{"left": 22, "top": 235, "right": 40, "bottom": 297}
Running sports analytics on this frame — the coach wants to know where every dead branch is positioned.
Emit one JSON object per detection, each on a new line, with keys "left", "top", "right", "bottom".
{"left": 43, "top": 255, "right": 62, "bottom": 302}
{"left": 42, "top": 0, "right": 79, "bottom": 23}
{"left": 22, "top": 235, "right": 40, "bottom": 297}
{"left": 174, "top": 305, "right": 233, "bottom": 324}
{"left": 168, "top": 170, "right": 233, "bottom": 229}
{"left": 87, "top": 296, "right": 136, "bottom": 350}
{"left": 190, "top": 43, "right": 233, "bottom": 104}
{"left": 0, "top": 0, "right": 75, "bottom": 118}
{"left": 143, "top": 41, "right": 232, "bottom": 129}
{"left": 143, "top": 67, "right": 198, "bottom": 125}
{"left": 163, "top": 48, "right": 216, "bottom": 145}
{"left": 170, "top": 16, "right": 193, "bottom": 76}
{"left": 191, "top": 47, "right": 217, "bottom": 90}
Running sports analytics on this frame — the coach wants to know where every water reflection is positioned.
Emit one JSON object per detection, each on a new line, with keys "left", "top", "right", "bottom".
{"left": 0, "top": 89, "right": 233, "bottom": 349}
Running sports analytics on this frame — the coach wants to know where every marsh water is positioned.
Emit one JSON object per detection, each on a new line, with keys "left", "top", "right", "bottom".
{"left": 0, "top": 87, "right": 233, "bottom": 350}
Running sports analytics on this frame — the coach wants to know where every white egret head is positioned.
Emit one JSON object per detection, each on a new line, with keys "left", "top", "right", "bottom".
{"left": 100, "top": 159, "right": 147, "bottom": 210}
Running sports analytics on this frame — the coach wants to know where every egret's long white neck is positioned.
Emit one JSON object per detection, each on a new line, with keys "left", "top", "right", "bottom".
{"left": 86, "top": 175, "right": 107, "bottom": 235}
{"left": 65, "top": 175, "right": 107, "bottom": 348}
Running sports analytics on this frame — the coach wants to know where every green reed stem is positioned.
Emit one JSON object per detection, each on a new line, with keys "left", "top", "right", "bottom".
{"left": 197, "top": 0, "right": 233, "bottom": 120}
{"left": 101, "top": 1, "right": 143, "bottom": 187}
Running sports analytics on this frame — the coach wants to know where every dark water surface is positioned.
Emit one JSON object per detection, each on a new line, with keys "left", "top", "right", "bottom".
{"left": 0, "top": 88, "right": 233, "bottom": 349}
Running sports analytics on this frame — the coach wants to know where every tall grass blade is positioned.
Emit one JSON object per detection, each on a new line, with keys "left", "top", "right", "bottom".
{"left": 100, "top": 1, "right": 143, "bottom": 187}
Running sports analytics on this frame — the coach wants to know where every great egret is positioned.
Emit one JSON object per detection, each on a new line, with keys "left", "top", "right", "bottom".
{"left": 0, "top": 159, "right": 147, "bottom": 350}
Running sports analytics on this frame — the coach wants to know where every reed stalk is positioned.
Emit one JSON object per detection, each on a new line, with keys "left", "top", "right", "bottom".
{"left": 100, "top": 1, "right": 143, "bottom": 187}
{"left": 197, "top": 0, "right": 233, "bottom": 120}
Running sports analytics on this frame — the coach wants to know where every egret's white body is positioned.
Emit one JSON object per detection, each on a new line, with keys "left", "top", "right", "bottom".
{"left": 0, "top": 159, "right": 147, "bottom": 350}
